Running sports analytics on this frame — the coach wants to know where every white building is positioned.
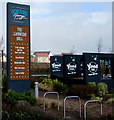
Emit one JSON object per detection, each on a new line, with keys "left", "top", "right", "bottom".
{"left": 34, "top": 51, "right": 52, "bottom": 63}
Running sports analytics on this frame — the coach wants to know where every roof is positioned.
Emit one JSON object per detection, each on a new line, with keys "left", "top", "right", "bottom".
{"left": 34, "top": 51, "right": 51, "bottom": 57}
{"left": 34, "top": 51, "right": 51, "bottom": 54}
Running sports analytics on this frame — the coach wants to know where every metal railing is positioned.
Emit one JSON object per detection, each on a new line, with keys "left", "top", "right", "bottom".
{"left": 43, "top": 92, "right": 60, "bottom": 111}
{"left": 63, "top": 96, "right": 81, "bottom": 118}
{"left": 84, "top": 100, "right": 102, "bottom": 120}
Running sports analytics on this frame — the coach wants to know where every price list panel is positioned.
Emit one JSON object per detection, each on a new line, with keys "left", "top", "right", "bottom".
{"left": 10, "top": 25, "right": 30, "bottom": 80}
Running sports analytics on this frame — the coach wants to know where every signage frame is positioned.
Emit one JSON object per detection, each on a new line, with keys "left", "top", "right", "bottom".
{"left": 7, "top": 2, "right": 31, "bottom": 92}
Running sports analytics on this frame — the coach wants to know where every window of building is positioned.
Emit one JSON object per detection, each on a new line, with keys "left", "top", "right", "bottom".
{"left": 100, "top": 58, "right": 112, "bottom": 79}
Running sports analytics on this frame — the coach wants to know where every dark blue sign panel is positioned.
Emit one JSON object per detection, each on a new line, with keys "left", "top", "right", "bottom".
{"left": 50, "top": 56, "right": 63, "bottom": 77}
{"left": 7, "top": 2, "right": 30, "bottom": 92}
{"left": 64, "top": 55, "right": 79, "bottom": 78}
{"left": 7, "top": 2, "right": 30, "bottom": 26}
{"left": 83, "top": 53, "right": 100, "bottom": 82}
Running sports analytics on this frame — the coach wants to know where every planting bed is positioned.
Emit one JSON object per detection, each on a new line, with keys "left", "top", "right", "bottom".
{"left": 36, "top": 90, "right": 113, "bottom": 120}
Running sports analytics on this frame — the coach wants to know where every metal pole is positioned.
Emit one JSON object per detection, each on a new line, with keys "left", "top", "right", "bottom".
{"left": 35, "top": 82, "right": 39, "bottom": 99}
{"left": 2, "top": 50, "right": 3, "bottom": 76}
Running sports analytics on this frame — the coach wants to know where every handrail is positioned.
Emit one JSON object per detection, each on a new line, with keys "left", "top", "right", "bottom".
{"left": 64, "top": 96, "right": 81, "bottom": 118}
{"left": 43, "top": 92, "right": 59, "bottom": 111}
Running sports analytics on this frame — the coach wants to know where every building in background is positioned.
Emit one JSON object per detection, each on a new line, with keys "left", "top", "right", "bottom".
{"left": 34, "top": 51, "right": 52, "bottom": 63}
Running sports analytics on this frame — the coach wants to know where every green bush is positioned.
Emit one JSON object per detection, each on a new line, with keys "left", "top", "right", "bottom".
{"left": 87, "top": 82, "right": 96, "bottom": 87}
{"left": 2, "top": 90, "right": 38, "bottom": 107}
{"left": 53, "top": 79, "right": 68, "bottom": 93}
{"left": 90, "top": 94, "right": 103, "bottom": 101}
{"left": 2, "top": 110, "right": 43, "bottom": 120}
{"left": 40, "top": 78, "right": 68, "bottom": 93}
{"left": 103, "top": 94, "right": 114, "bottom": 101}
{"left": 97, "top": 82, "right": 108, "bottom": 97}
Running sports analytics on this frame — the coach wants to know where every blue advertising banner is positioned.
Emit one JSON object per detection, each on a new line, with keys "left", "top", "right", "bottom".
{"left": 50, "top": 56, "right": 63, "bottom": 77}
{"left": 7, "top": 2, "right": 30, "bottom": 92}
{"left": 83, "top": 53, "right": 100, "bottom": 82}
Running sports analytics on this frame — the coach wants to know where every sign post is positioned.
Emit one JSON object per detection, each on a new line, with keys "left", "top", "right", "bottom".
{"left": 7, "top": 2, "right": 30, "bottom": 92}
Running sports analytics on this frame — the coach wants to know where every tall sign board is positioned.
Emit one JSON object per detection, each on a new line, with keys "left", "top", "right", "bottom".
{"left": 7, "top": 2, "right": 30, "bottom": 92}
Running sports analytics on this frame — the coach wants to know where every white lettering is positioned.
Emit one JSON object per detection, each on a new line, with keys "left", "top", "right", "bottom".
{"left": 15, "top": 72, "right": 24, "bottom": 74}
{"left": 14, "top": 62, "right": 25, "bottom": 64}
{"left": 13, "top": 32, "right": 27, "bottom": 36}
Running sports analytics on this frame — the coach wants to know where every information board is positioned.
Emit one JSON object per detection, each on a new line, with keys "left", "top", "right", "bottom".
{"left": 7, "top": 2, "right": 30, "bottom": 92}
{"left": 10, "top": 25, "right": 29, "bottom": 80}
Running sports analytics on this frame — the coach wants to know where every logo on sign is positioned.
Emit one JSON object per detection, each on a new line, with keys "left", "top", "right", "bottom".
{"left": 87, "top": 61, "right": 98, "bottom": 76}
{"left": 11, "top": 9, "right": 28, "bottom": 20}
{"left": 52, "top": 62, "right": 61, "bottom": 72}
{"left": 67, "top": 62, "right": 77, "bottom": 75}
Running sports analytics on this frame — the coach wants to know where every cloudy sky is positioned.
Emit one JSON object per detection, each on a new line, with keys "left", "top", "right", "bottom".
{"left": 0, "top": 0, "right": 113, "bottom": 55}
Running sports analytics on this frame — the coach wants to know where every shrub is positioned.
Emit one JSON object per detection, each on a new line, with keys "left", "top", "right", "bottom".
{"left": 31, "top": 76, "right": 48, "bottom": 88}
{"left": 39, "top": 78, "right": 68, "bottom": 93}
{"left": 97, "top": 82, "right": 108, "bottom": 97}
{"left": 90, "top": 94, "right": 103, "bottom": 101}
{"left": 103, "top": 94, "right": 114, "bottom": 101}
{"left": 2, "top": 90, "right": 38, "bottom": 107}
{"left": 87, "top": 82, "right": 96, "bottom": 87}
{"left": 53, "top": 79, "right": 68, "bottom": 93}
{"left": 68, "top": 85, "right": 97, "bottom": 99}
{"left": 106, "top": 98, "right": 114, "bottom": 104}
{"left": 42, "top": 78, "right": 53, "bottom": 85}
{"left": 2, "top": 110, "right": 44, "bottom": 120}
